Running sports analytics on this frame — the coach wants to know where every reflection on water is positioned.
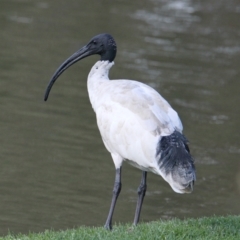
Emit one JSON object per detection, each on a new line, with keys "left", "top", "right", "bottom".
{"left": 0, "top": 0, "right": 240, "bottom": 236}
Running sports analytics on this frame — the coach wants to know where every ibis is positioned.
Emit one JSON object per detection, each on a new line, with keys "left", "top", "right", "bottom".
{"left": 44, "top": 33, "right": 196, "bottom": 230}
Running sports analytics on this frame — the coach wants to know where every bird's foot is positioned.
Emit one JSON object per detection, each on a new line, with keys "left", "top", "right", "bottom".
{"left": 104, "top": 223, "right": 112, "bottom": 230}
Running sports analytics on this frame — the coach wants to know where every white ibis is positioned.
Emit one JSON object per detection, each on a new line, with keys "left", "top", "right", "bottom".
{"left": 44, "top": 33, "right": 196, "bottom": 230}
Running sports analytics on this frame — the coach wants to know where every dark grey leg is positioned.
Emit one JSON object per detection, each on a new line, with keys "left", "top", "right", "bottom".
{"left": 133, "top": 171, "right": 147, "bottom": 225}
{"left": 104, "top": 167, "right": 122, "bottom": 230}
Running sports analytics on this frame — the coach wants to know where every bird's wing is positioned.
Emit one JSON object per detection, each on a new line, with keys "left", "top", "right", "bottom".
{"left": 109, "top": 80, "right": 183, "bottom": 136}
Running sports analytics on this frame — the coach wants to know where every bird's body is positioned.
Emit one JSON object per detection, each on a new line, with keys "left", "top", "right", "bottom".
{"left": 87, "top": 60, "right": 191, "bottom": 193}
{"left": 44, "top": 33, "right": 196, "bottom": 230}
{"left": 88, "top": 61, "right": 162, "bottom": 171}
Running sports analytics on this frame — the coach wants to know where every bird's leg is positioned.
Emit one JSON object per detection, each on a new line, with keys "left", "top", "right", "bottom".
{"left": 104, "top": 167, "right": 122, "bottom": 230}
{"left": 133, "top": 171, "right": 147, "bottom": 226}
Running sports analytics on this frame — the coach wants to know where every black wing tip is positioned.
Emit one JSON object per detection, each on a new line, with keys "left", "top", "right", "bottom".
{"left": 156, "top": 130, "right": 195, "bottom": 174}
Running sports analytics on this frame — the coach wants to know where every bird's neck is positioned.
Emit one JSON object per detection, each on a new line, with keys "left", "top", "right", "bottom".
{"left": 88, "top": 60, "right": 114, "bottom": 81}
{"left": 87, "top": 60, "right": 114, "bottom": 111}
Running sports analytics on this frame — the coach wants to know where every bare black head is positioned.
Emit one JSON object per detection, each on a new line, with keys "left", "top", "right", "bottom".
{"left": 44, "top": 33, "right": 117, "bottom": 101}
{"left": 87, "top": 33, "right": 117, "bottom": 62}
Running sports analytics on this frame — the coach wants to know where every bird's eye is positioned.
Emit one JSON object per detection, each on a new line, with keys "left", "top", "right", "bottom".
{"left": 93, "top": 40, "right": 97, "bottom": 45}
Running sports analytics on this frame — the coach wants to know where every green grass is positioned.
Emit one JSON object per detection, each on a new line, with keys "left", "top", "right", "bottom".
{"left": 1, "top": 216, "right": 240, "bottom": 240}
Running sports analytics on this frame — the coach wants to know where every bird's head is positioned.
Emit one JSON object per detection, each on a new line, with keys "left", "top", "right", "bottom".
{"left": 44, "top": 33, "right": 117, "bottom": 101}
{"left": 87, "top": 33, "right": 117, "bottom": 62}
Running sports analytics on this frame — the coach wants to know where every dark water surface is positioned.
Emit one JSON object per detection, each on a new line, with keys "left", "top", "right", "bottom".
{"left": 0, "top": 0, "right": 240, "bottom": 235}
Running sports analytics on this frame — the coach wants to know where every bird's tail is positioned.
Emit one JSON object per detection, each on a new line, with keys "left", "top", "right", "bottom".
{"left": 156, "top": 130, "right": 196, "bottom": 193}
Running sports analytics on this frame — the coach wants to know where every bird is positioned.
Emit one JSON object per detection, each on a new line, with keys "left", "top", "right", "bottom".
{"left": 44, "top": 33, "right": 196, "bottom": 230}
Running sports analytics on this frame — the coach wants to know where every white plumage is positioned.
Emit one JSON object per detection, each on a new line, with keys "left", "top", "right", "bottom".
{"left": 44, "top": 33, "right": 196, "bottom": 230}
{"left": 87, "top": 60, "right": 185, "bottom": 192}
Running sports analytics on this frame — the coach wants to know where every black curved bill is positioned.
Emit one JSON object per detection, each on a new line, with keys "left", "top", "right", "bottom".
{"left": 44, "top": 45, "right": 96, "bottom": 101}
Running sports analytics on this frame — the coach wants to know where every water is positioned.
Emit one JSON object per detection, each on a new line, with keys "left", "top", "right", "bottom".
{"left": 0, "top": 0, "right": 240, "bottom": 235}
